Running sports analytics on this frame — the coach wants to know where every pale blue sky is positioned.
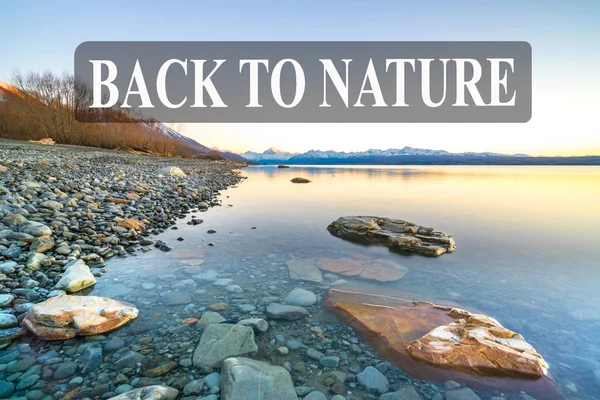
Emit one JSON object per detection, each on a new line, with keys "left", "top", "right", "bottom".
{"left": 1, "top": 1, "right": 599, "bottom": 155}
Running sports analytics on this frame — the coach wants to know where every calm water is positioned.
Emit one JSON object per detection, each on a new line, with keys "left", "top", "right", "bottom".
{"left": 79, "top": 166, "right": 600, "bottom": 398}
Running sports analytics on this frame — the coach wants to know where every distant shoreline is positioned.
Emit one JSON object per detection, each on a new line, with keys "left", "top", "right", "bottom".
{"left": 250, "top": 155, "right": 600, "bottom": 166}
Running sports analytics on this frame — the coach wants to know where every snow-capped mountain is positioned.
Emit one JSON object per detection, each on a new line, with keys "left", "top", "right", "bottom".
{"left": 239, "top": 146, "right": 533, "bottom": 165}
{"left": 241, "top": 147, "right": 300, "bottom": 161}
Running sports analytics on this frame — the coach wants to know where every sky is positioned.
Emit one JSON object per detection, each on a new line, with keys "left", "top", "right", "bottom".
{"left": 1, "top": 0, "right": 599, "bottom": 156}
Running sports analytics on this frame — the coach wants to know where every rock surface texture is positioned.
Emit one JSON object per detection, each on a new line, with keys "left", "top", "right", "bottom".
{"left": 107, "top": 385, "right": 179, "bottom": 400}
{"left": 316, "top": 258, "right": 408, "bottom": 282}
{"left": 407, "top": 308, "right": 549, "bottom": 378}
{"left": 193, "top": 324, "right": 258, "bottom": 372}
{"left": 323, "top": 288, "right": 564, "bottom": 400}
{"left": 54, "top": 259, "right": 96, "bottom": 292}
{"left": 220, "top": 357, "right": 298, "bottom": 400}
{"left": 22, "top": 295, "right": 139, "bottom": 340}
{"left": 327, "top": 216, "right": 456, "bottom": 256}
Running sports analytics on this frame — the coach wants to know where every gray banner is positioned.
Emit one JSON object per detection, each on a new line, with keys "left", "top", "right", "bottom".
{"left": 74, "top": 41, "right": 531, "bottom": 123}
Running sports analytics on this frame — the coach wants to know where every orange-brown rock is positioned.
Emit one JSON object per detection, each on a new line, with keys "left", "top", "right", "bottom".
{"left": 208, "top": 302, "right": 229, "bottom": 311}
{"left": 182, "top": 318, "right": 199, "bottom": 324}
{"left": 126, "top": 192, "right": 141, "bottom": 200}
{"left": 407, "top": 312, "right": 549, "bottom": 378}
{"left": 323, "top": 288, "right": 564, "bottom": 400}
{"left": 105, "top": 197, "right": 130, "bottom": 204}
{"left": 316, "top": 258, "right": 408, "bottom": 282}
{"left": 0, "top": 165, "right": 7, "bottom": 172}
{"left": 117, "top": 218, "right": 146, "bottom": 230}
{"left": 22, "top": 295, "right": 139, "bottom": 340}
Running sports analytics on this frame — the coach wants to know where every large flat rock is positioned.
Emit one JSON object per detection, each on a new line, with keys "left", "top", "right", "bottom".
{"left": 23, "top": 295, "right": 138, "bottom": 340}
{"left": 316, "top": 258, "right": 408, "bottom": 282}
{"left": 323, "top": 288, "right": 564, "bottom": 400}
{"left": 221, "top": 357, "right": 298, "bottom": 400}
{"left": 327, "top": 216, "right": 456, "bottom": 256}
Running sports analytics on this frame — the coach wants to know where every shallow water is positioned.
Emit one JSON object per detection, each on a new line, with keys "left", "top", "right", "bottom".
{"left": 18, "top": 165, "right": 600, "bottom": 399}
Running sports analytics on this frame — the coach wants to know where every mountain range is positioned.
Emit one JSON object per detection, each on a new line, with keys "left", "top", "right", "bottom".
{"left": 240, "top": 147, "right": 600, "bottom": 165}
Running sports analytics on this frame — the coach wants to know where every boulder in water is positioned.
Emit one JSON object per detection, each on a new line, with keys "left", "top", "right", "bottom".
{"left": 23, "top": 295, "right": 138, "bottom": 340}
{"left": 327, "top": 216, "right": 455, "bottom": 256}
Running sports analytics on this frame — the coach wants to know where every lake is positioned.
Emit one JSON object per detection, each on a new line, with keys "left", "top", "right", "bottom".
{"left": 31, "top": 165, "right": 600, "bottom": 399}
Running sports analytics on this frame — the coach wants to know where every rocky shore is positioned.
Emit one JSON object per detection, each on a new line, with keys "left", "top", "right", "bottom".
{"left": 0, "top": 139, "right": 244, "bottom": 341}
{"left": 0, "top": 141, "right": 575, "bottom": 400}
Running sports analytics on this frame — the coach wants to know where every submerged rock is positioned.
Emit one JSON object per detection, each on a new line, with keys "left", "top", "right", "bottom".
{"left": 220, "top": 357, "right": 298, "bottom": 400}
{"left": 323, "top": 287, "right": 564, "bottom": 400}
{"left": 285, "top": 288, "right": 317, "bottom": 306}
{"left": 266, "top": 303, "right": 309, "bottom": 320}
{"left": 193, "top": 324, "right": 258, "bottom": 372}
{"left": 23, "top": 295, "right": 138, "bottom": 340}
{"left": 286, "top": 259, "right": 323, "bottom": 283}
{"left": 316, "top": 258, "right": 408, "bottom": 282}
{"left": 107, "top": 385, "right": 179, "bottom": 400}
{"left": 327, "top": 216, "right": 456, "bottom": 256}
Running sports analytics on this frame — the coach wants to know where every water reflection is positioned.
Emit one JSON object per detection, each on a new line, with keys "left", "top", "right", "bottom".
{"left": 15, "top": 165, "right": 600, "bottom": 400}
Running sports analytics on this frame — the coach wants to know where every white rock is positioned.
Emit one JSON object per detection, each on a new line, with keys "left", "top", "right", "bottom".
{"left": 55, "top": 259, "right": 96, "bottom": 292}
{"left": 157, "top": 166, "right": 186, "bottom": 177}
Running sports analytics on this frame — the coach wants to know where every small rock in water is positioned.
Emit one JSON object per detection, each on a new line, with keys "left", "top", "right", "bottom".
{"left": 266, "top": 303, "right": 309, "bottom": 320}
{"left": 284, "top": 288, "right": 317, "bottom": 306}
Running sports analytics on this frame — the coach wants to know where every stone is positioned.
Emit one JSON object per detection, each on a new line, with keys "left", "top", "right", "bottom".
{"left": 107, "top": 385, "right": 179, "bottom": 400}
{"left": 445, "top": 388, "right": 482, "bottom": 400}
{"left": 357, "top": 366, "right": 389, "bottom": 394}
{"left": 23, "top": 295, "right": 138, "bottom": 340}
{"left": 285, "top": 288, "right": 317, "bottom": 306}
{"left": 209, "top": 302, "right": 229, "bottom": 311}
{"left": 0, "top": 314, "right": 17, "bottom": 328}
{"left": 316, "top": 258, "right": 408, "bottom": 282}
{"left": 220, "top": 357, "right": 298, "bottom": 400}
{"left": 21, "top": 222, "right": 52, "bottom": 237}
{"left": 54, "top": 259, "right": 96, "bottom": 292}
{"left": 161, "top": 291, "right": 192, "bottom": 306}
{"left": 157, "top": 166, "right": 186, "bottom": 177}
{"left": 118, "top": 218, "right": 146, "bottom": 231}
{"left": 0, "top": 381, "right": 15, "bottom": 398}
{"left": 286, "top": 259, "right": 323, "bottom": 283}
{"left": 213, "top": 278, "right": 233, "bottom": 287}
{"left": 204, "top": 372, "right": 221, "bottom": 389}
{"left": 54, "top": 361, "right": 78, "bottom": 379}
{"left": 26, "top": 252, "right": 47, "bottom": 270}
{"left": 30, "top": 235, "right": 54, "bottom": 253}
{"left": 142, "top": 355, "right": 177, "bottom": 377}
{"left": 323, "top": 288, "right": 563, "bottom": 400}
{"left": 193, "top": 324, "right": 258, "bottom": 372}
{"left": 304, "top": 392, "right": 327, "bottom": 400}
{"left": 319, "top": 356, "right": 340, "bottom": 368}
{"left": 197, "top": 311, "right": 227, "bottom": 330}
{"left": 407, "top": 308, "right": 549, "bottom": 378}
{"left": 0, "top": 294, "right": 15, "bottom": 307}
{"left": 183, "top": 379, "right": 205, "bottom": 396}
{"left": 291, "top": 177, "right": 311, "bottom": 183}
{"left": 380, "top": 386, "right": 422, "bottom": 400}
{"left": 266, "top": 303, "right": 309, "bottom": 320}
{"left": 327, "top": 216, "right": 456, "bottom": 256}
{"left": 237, "top": 318, "right": 268, "bottom": 333}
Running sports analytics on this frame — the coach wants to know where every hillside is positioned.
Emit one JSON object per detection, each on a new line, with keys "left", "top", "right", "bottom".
{"left": 0, "top": 77, "right": 247, "bottom": 162}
